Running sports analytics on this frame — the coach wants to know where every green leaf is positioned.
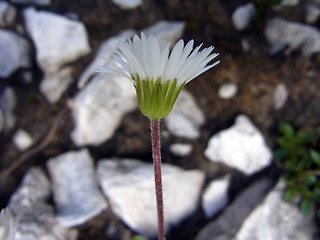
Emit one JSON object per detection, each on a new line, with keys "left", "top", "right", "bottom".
{"left": 299, "top": 198, "right": 311, "bottom": 215}
{"left": 283, "top": 188, "right": 294, "bottom": 201}
{"left": 310, "top": 150, "right": 320, "bottom": 166}
{"left": 132, "top": 235, "right": 148, "bottom": 240}
{"left": 274, "top": 147, "right": 288, "bottom": 161}
{"left": 279, "top": 122, "right": 295, "bottom": 138}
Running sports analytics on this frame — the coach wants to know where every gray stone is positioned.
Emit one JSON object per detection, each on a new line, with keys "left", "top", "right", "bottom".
{"left": 0, "top": 29, "right": 31, "bottom": 78}
{"left": 97, "top": 159, "right": 205, "bottom": 238}
{"left": 280, "top": 0, "right": 299, "bottom": 6}
{"left": 305, "top": 4, "right": 320, "bottom": 24}
{"left": 202, "top": 175, "right": 231, "bottom": 219}
{"left": 0, "top": 87, "right": 16, "bottom": 132}
{"left": 23, "top": 7, "right": 90, "bottom": 102}
{"left": 40, "top": 67, "right": 73, "bottom": 103}
{"left": 232, "top": 3, "right": 256, "bottom": 31}
{"left": 0, "top": 1, "right": 16, "bottom": 27}
{"left": 112, "top": 0, "right": 142, "bottom": 10}
{"left": 218, "top": 83, "right": 238, "bottom": 99}
{"left": 273, "top": 83, "right": 288, "bottom": 110}
{"left": 9, "top": 168, "right": 77, "bottom": 240}
{"left": 47, "top": 149, "right": 107, "bottom": 227}
{"left": 13, "top": 129, "right": 34, "bottom": 151}
{"left": 165, "top": 90, "right": 205, "bottom": 139}
{"left": 169, "top": 143, "right": 193, "bottom": 156}
{"left": 11, "top": 0, "right": 51, "bottom": 5}
{"left": 232, "top": 181, "right": 316, "bottom": 240}
{"left": 265, "top": 17, "right": 320, "bottom": 57}
{"left": 196, "top": 179, "right": 273, "bottom": 240}
{"left": 204, "top": 115, "right": 272, "bottom": 175}
{"left": 0, "top": 208, "right": 17, "bottom": 240}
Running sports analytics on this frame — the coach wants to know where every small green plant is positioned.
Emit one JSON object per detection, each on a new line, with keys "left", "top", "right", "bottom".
{"left": 131, "top": 235, "right": 148, "bottom": 240}
{"left": 274, "top": 122, "right": 320, "bottom": 217}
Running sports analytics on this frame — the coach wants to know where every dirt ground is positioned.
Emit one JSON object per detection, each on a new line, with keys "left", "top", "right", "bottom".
{"left": 0, "top": 0, "right": 319, "bottom": 239}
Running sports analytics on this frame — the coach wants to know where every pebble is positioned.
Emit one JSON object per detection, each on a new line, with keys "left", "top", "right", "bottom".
{"left": 232, "top": 181, "right": 316, "bottom": 240}
{"left": 12, "top": 129, "right": 34, "bottom": 151}
{"left": 273, "top": 83, "right": 289, "bottom": 110}
{"left": 97, "top": 159, "right": 205, "bottom": 238}
{"left": 169, "top": 143, "right": 193, "bottom": 156}
{"left": 0, "top": 87, "right": 16, "bottom": 132}
{"left": 9, "top": 168, "right": 78, "bottom": 240}
{"left": 40, "top": 67, "right": 73, "bottom": 103}
{"left": 265, "top": 17, "right": 320, "bottom": 57}
{"left": 202, "top": 175, "right": 231, "bottom": 218}
{"left": 0, "top": 29, "right": 31, "bottom": 78}
{"left": 218, "top": 83, "right": 238, "bottom": 99}
{"left": 305, "top": 3, "right": 320, "bottom": 24}
{"left": 232, "top": 3, "right": 256, "bottom": 31}
{"left": 112, "top": 0, "right": 142, "bottom": 10}
{"left": 0, "top": 1, "right": 16, "bottom": 27}
{"left": 165, "top": 90, "right": 205, "bottom": 139}
{"left": 47, "top": 149, "right": 107, "bottom": 227}
{"left": 204, "top": 115, "right": 272, "bottom": 175}
{"left": 196, "top": 179, "right": 273, "bottom": 240}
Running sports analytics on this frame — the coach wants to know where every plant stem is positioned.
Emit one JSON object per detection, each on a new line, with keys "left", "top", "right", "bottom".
{"left": 150, "top": 118, "right": 165, "bottom": 240}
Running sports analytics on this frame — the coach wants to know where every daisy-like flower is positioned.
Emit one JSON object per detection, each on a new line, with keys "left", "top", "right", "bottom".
{"left": 100, "top": 33, "right": 220, "bottom": 119}
{"left": 0, "top": 208, "right": 17, "bottom": 240}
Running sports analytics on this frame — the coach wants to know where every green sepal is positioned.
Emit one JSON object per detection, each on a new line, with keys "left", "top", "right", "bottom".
{"left": 133, "top": 75, "right": 185, "bottom": 119}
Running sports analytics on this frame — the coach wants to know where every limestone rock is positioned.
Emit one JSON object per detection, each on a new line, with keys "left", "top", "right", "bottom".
{"left": 0, "top": 29, "right": 31, "bottom": 78}
{"left": 218, "top": 83, "right": 238, "bottom": 99}
{"left": 165, "top": 90, "right": 205, "bottom": 139}
{"left": 47, "top": 149, "right": 107, "bottom": 227}
{"left": 169, "top": 143, "right": 193, "bottom": 156}
{"left": 232, "top": 181, "right": 316, "bottom": 240}
{"left": 265, "top": 17, "right": 320, "bottom": 56}
{"left": 9, "top": 168, "right": 78, "bottom": 240}
{"left": 204, "top": 115, "right": 272, "bottom": 175}
{"left": 305, "top": 3, "right": 320, "bottom": 24}
{"left": 13, "top": 129, "right": 34, "bottom": 151}
{"left": 202, "top": 175, "right": 231, "bottom": 218}
{"left": 112, "top": 0, "right": 142, "bottom": 10}
{"left": 97, "top": 159, "right": 205, "bottom": 238}
{"left": 232, "top": 3, "right": 256, "bottom": 31}
{"left": 273, "top": 83, "right": 288, "bottom": 110}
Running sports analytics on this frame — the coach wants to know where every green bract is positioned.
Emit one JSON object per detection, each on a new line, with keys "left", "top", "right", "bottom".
{"left": 134, "top": 74, "right": 185, "bottom": 119}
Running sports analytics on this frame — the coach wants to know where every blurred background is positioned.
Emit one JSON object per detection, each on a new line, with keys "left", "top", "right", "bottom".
{"left": 0, "top": 0, "right": 319, "bottom": 239}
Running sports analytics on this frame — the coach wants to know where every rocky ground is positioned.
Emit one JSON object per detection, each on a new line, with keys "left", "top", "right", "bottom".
{"left": 0, "top": 0, "right": 320, "bottom": 239}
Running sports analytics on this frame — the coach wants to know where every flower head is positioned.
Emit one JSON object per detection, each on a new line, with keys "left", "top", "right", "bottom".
{"left": 100, "top": 33, "right": 220, "bottom": 119}
{"left": 0, "top": 208, "right": 17, "bottom": 240}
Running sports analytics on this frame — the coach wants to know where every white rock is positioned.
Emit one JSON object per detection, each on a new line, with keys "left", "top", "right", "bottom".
{"left": 165, "top": 90, "right": 205, "bottom": 139}
{"left": 11, "top": 0, "right": 51, "bottom": 6}
{"left": 204, "top": 115, "right": 272, "bottom": 175}
{"left": 71, "top": 72, "right": 137, "bottom": 146}
{"left": 13, "top": 129, "right": 34, "bottom": 151}
{"left": 218, "top": 83, "right": 238, "bottom": 99}
{"left": 0, "top": 1, "right": 16, "bottom": 27}
{"left": 144, "top": 20, "right": 185, "bottom": 47}
{"left": 0, "top": 87, "right": 16, "bottom": 132}
{"left": 232, "top": 3, "right": 256, "bottom": 31}
{"left": 112, "top": 0, "right": 142, "bottom": 10}
{"left": 265, "top": 17, "right": 320, "bottom": 57}
{"left": 47, "top": 149, "right": 107, "bottom": 227}
{"left": 97, "top": 159, "right": 205, "bottom": 238}
{"left": 9, "top": 168, "right": 78, "bottom": 240}
{"left": 202, "top": 175, "right": 231, "bottom": 219}
{"left": 0, "top": 29, "right": 31, "bottom": 78}
{"left": 170, "top": 143, "right": 193, "bottom": 156}
{"left": 233, "top": 181, "right": 316, "bottom": 240}
{"left": 40, "top": 67, "right": 73, "bottom": 103}
{"left": 273, "top": 83, "right": 288, "bottom": 110}
{"left": 305, "top": 4, "right": 320, "bottom": 24}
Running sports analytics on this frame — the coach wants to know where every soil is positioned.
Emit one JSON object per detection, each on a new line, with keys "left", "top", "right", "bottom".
{"left": 0, "top": 0, "right": 319, "bottom": 239}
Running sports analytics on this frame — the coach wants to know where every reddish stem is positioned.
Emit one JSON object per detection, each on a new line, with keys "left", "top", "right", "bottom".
{"left": 150, "top": 118, "right": 165, "bottom": 240}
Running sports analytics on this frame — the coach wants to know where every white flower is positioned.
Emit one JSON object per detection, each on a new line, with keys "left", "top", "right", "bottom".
{"left": 0, "top": 208, "right": 17, "bottom": 240}
{"left": 99, "top": 33, "right": 220, "bottom": 119}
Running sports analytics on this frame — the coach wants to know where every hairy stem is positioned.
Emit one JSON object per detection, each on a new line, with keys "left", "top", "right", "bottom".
{"left": 150, "top": 118, "right": 165, "bottom": 240}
